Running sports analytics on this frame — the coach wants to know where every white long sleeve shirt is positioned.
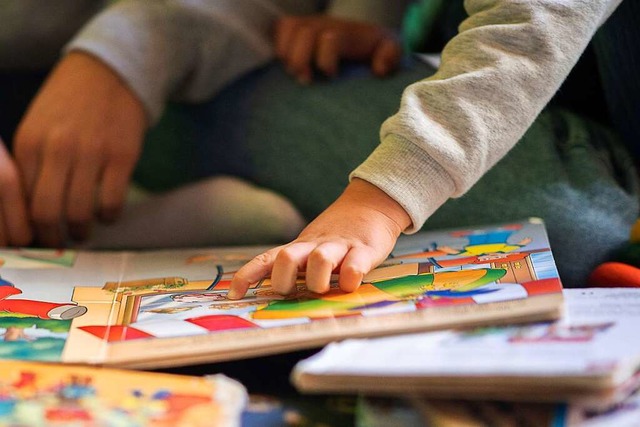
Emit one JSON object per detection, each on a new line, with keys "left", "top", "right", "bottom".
{"left": 1, "top": 0, "right": 408, "bottom": 123}
{"left": 65, "top": 0, "right": 323, "bottom": 122}
{"left": 2, "top": 0, "right": 614, "bottom": 235}
{"left": 63, "top": 0, "right": 409, "bottom": 123}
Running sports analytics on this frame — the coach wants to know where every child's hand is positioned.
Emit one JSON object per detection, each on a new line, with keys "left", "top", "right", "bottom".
{"left": 275, "top": 15, "right": 402, "bottom": 84}
{"left": 13, "top": 52, "right": 147, "bottom": 247}
{"left": 228, "top": 179, "right": 412, "bottom": 299}
{"left": 0, "top": 140, "right": 32, "bottom": 247}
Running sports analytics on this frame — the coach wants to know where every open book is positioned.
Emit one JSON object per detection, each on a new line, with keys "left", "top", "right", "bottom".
{"left": 293, "top": 288, "right": 640, "bottom": 410}
{"left": 0, "top": 360, "right": 246, "bottom": 426}
{"left": 0, "top": 218, "right": 562, "bottom": 369}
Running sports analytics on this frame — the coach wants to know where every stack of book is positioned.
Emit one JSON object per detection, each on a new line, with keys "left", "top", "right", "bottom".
{"left": 294, "top": 287, "right": 640, "bottom": 426}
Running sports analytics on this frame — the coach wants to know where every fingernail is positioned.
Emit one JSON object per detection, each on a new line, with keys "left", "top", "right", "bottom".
{"left": 99, "top": 207, "right": 121, "bottom": 224}
{"left": 69, "top": 222, "right": 91, "bottom": 242}
{"left": 36, "top": 227, "right": 63, "bottom": 249}
{"left": 226, "top": 289, "right": 241, "bottom": 300}
{"left": 297, "top": 73, "right": 312, "bottom": 85}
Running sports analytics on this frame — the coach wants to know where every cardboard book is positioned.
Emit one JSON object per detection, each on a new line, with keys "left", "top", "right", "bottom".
{"left": 0, "top": 360, "right": 246, "bottom": 426}
{"left": 0, "top": 218, "right": 562, "bottom": 369}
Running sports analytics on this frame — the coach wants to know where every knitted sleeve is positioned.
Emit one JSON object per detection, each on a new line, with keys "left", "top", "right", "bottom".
{"left": 351, "top": 0, "right": 621, "bottom": 232}
{"left": 64, "top": 0, "right": 298, "bottom": 123}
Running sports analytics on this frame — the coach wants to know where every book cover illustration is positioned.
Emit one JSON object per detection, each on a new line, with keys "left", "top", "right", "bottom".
{"left": 0, "top": 360, "right": 246, "bottom": 426}
{"left": 0, "top": 218, "right": 563, "bottom": 368}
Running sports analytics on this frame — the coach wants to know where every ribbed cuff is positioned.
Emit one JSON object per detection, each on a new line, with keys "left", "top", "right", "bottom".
{"left": 350, "top": 133, "right": 455, "bottom": 233}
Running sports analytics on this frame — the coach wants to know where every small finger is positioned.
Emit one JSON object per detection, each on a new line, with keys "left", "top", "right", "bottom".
{"left": 98, "top": 157, "right": 136, "bottom": 223}
{"left": 228, "top": 246, "right": 283, "bottom": 300}
{"left": 305, "top": 242, "right": 348, "bottom": 294}
{"left": 271, "top": 242, "right": 316, "bottom": 295}
{"left": 287, "top": 26, "right": 318, "bottom": 84}
{"left": 338, "top": 246, "right": 379, "bottom": 293}
{"left": 66, "top": 143, "right": 101, "bottom": 241}
{"left": 316, "top": 29, "right": 342, "bottom": 78}
{"left": 275, "top": 16, "right": 299, "bottom": 60}
{"left": 371, "top": 38, "right": 402, "bottom": 77}
{"left": 0, "top": 177, "right": 33, "bottom": 247}
{"left": 31, "top": 136, "right": 73, "bottom": 247}
{"left": 13, "top": 127, "right": 42, "bottom": 199}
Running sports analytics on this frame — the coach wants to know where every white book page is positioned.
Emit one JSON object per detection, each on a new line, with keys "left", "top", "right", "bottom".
{"left": 297, "top": 288, "right": 640, "bottom": 379}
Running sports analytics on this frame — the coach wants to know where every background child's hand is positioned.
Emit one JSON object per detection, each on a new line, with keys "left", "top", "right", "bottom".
{"left": 13, "top": 52, "right": 147, "bottom": 247}
{"left": 275, "top": 14, "right": 402, "bottom": 84}
{"left": 0, "top": 140, "right": 32, "bottom": 247}
{"left": 228, "top": 179, "right": 412, "bottom": 299}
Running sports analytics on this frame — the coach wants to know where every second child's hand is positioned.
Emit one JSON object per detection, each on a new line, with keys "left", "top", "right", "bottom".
{"left": 228, "top": 179, "right": 412, "bottom": 299}
{"left": 13, "top": 52, "right": 147, "bottom": 247}
{"left": 0, "top": 138, "right": 32, "bottom": 246}
{"left": 275, "top": 15, "right": 402, "bottom": 84}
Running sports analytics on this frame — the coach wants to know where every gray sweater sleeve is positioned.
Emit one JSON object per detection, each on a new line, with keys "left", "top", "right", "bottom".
{"left": 65, "top": 0, "right": 300, "bottom": 123}
{"left": 351, "top": 0, "right": 622, "bottom": 233}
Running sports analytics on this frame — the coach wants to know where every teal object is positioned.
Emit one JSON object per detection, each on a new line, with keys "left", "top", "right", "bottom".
{"left": 402, "top": 0, "right": 445, "bottom": 52}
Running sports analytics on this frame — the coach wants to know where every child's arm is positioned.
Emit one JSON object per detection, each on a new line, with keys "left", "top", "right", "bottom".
{"left": 354, "top": 0, "right": 622, "bottom": 235}
{"left": 230, "top": 0, "right": 622, "bottom": 297}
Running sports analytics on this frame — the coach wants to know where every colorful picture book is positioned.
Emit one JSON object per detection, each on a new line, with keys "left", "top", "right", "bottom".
{"left": 0, "top": 360, "right": 246, "bottom": 426}
{"left": 0, "top": 218, "right": 563, "bottom": 369}
{"left": 292, "top": 288, "right": 640, "bottom": 410}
